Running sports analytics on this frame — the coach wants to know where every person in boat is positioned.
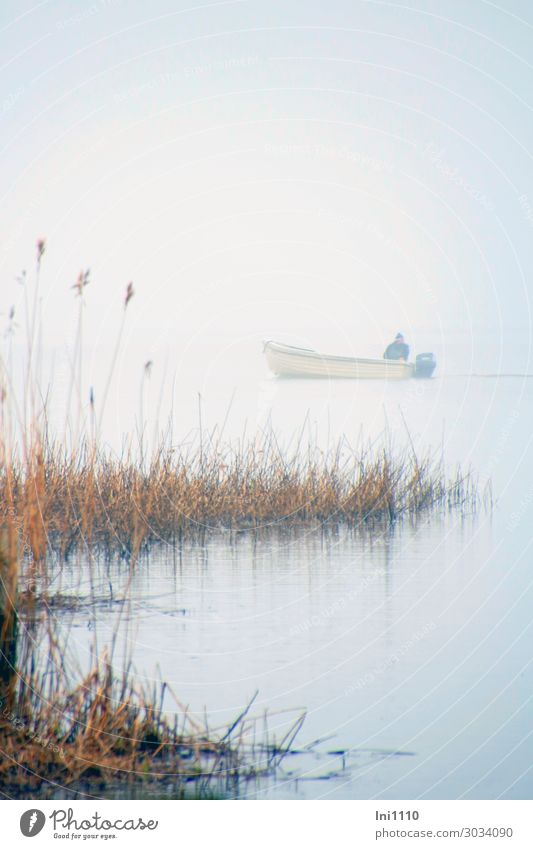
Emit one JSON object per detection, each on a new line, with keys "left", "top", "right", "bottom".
{"left": 383, "top": 332, "right": 409, "bottom": 362}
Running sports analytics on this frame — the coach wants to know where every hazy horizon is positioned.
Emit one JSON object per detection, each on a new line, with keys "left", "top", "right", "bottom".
{"left": 1, "top": 0, "right": 533, "bottom": 451}
{"left": 1, "top": 1, "right": 532, "bottom": 359}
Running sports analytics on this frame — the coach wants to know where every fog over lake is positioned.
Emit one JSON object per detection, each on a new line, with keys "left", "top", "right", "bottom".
{"left": 1, "top": 0, "right": 532, "bottom": 800}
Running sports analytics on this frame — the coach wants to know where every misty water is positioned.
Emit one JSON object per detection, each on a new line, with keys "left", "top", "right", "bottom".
{"left": 47, "top": 341, "right": 533, "bottom": 800}
{"left": 4, "top": 0, "right": 533, "bottom": 806}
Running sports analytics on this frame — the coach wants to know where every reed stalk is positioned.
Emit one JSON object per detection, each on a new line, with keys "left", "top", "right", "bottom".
{"left": 0, "top": 527, "right": 18, "bottom": 704}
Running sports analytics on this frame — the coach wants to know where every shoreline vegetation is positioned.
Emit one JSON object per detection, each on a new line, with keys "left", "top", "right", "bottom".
{"left": 2, "top": 434, "right": 477, "bottom": 562}
{"left": 0, "top": 242, "right": 481, "bottom": 799}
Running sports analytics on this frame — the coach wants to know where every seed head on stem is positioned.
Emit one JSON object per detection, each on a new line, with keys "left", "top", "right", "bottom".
{"left": 124, "top": 282, "right": 134, "bottom": 309}
{"left": 36, "top": 239, "right": 46, "bottom": 266}
{"left": 72, "top": 269, "right": 90, "bottom": 297}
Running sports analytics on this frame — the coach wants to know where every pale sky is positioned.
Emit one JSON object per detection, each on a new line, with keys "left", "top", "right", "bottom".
{"left": 1, "top": 0, "right": 532, "bottom": 431}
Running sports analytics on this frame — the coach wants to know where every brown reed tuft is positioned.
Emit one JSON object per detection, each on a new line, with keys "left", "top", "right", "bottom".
{"left": 0, "top": 434, "right": 476, "bottom": 563}
{"left": 0, "top": 647, "right": 289, "bottom": 798}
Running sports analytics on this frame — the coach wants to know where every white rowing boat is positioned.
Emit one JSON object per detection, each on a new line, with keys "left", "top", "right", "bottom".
{"left": 263, "top": 340, "right": 417, "bottom": 380}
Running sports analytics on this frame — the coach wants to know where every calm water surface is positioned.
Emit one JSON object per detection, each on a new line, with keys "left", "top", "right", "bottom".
{"left": 53, "top": 363, "right": 533, "bottom": 799}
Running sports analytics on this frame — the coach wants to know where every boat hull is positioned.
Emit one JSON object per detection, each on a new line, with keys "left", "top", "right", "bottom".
{"left": 264, "top": 341, "right": 414, "bottom": 380}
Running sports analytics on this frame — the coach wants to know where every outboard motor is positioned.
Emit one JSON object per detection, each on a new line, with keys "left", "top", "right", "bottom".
{"left": 414, "top": 352, "right": 436, "bottom": 378}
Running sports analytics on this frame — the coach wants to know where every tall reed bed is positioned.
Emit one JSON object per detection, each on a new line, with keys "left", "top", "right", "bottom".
{"left": 0, "top": 434, "right": 476, "bottom": 562}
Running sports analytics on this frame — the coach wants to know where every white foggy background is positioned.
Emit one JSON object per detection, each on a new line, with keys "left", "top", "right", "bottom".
{"left": 2, "top": 3, "right": 533, "bottom": 801}
{"left": 0, "top": 0, "right": 532, "bottom": 451}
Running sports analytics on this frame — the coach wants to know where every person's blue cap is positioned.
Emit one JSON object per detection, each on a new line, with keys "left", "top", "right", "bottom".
{"left": 395, "top": 332, "right": 404, "bottom": 339}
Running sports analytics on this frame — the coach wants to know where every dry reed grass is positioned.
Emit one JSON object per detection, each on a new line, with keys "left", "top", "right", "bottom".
{"left": 0, "top": 436, "right": 476, "bottom": 563}
{"left": 0, "top": 643, "right": 296, "bottom": 798}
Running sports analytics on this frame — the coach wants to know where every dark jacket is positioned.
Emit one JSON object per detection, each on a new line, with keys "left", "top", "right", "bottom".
{"left": 384, "top": 341, "right": 409, "bottom": 360}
